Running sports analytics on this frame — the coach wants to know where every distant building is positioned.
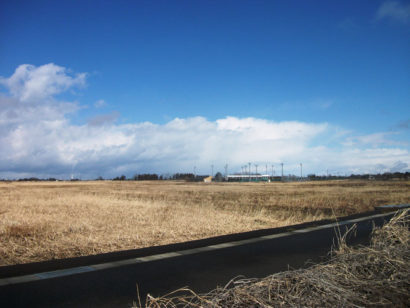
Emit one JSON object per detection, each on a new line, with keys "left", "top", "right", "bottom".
{"left": 203, "top": 176, "right": 213, "bottom": 183}
{"left": 227, "top": 174, "right": 271, "bottom": 182}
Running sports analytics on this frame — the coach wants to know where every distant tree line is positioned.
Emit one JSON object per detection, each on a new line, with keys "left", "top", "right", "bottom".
{"left": 172, "top": 173, "right": 194, "bottom": 181}
{"left": 16, "top": 177, "right": 59, "bottom": 182}
{"left": 112, "top": 175, "right": 127, "bottom": 181}
{"left": 2, "top": 171, "right": 409, "bottom": 182}
{"left": 134, "top": 174, "right": 160, "bottom": 180}
{"left": 112, "top": 173, "right": 208, "bottom": 181}
{"left": 307, "top": 172, "right": 410, "bottom": 181}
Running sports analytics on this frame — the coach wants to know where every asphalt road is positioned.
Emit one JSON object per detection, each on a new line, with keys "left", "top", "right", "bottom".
{"left": 0, "top": 212, "right": 395, "bottom": 307}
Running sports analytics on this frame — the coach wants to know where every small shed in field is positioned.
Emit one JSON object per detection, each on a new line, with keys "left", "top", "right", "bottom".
{"left": 203, "top": 176, "right": 213, "bottom": 183}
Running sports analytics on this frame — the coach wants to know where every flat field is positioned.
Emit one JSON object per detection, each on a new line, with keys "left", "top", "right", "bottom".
{"left": 0, "top": 180, "right": 409, "bottom": 266}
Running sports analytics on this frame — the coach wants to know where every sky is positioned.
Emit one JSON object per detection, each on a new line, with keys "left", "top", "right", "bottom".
{"left": 0, "top": 0, "right": 409, "bottom": 179}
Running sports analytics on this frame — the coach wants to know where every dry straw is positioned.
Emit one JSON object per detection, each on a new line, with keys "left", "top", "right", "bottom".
{"left": 0, "top": 180, "right": 409, "bottom": 265}
{"left": 142, "top": 209, "right": 410, "bottom": 307}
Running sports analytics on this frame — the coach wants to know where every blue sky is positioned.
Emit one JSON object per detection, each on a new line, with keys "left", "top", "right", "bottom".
{"left": 0, "top": 0, "right": 409, "bottom": 178}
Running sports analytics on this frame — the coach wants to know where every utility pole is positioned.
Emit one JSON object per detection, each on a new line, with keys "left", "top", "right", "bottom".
{"left": 211, "top": 164, "right": 214, "bottom": 177}
{"left": 255, "top": 164, "right": 258, "bottom": 175}
{"left": 71, "top": 164, "right": 74, "bottom": 180}
{"left": 248, "top": 162, "right": 251, "bottom": 181}
{"left": 281, "top": 163, "right": 284, "bottom": 178}
{"left": 300, "top": 163, "right": 302, "bottom": 179}
{"left": 271, "top": 165, "right": 274, "bottom": 176}
{"left": 224, "top": 164, "right": 228, "bottom": 179}
{"left": 265, "top": 164, "right": 268, "bottom": 176}
{"left": 194, "top": 166, "right": 196, "bottom": 179}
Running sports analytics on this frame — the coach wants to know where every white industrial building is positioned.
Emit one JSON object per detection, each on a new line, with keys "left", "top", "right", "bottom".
{"left": 226, "top": 174, "right": 275, "bottom": 182}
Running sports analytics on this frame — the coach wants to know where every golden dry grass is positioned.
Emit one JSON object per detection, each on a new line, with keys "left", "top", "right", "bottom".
{"left": 0, "top": 180, "right": 409, "bottom": 266}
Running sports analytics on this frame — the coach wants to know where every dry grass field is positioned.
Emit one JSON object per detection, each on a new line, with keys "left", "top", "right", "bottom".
{"left": 0, "top": 180, "right": 409, "bottom": 266}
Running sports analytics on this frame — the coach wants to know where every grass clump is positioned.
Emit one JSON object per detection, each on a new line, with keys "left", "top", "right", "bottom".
{"left": 142, "top": 210, "right": 410, "bottom": 307}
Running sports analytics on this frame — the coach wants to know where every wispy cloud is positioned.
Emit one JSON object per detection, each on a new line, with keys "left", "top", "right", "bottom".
{"left": 376, "top": 1, "right": 410, "bottom": 24}
{"left": 94, "top": 99, "right": 107, "bottom": 108}
{"left": 343, "top": 132, "right": 407, "bottom": 147}
{"left": 312, "top": 99, "right": 334, "bottom": 110}
{"left": 397, "top": 119, "right": 410, "bottom": 130}
{"left": 0, "top": 63, "right": 409, "bottom": 179}
{"left": 390, "top": 161, "right": 409, "bottom": 172}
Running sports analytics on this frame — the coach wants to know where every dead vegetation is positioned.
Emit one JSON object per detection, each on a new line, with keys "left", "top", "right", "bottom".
{"left": 0, "top": 180, "right": 409, "bottom": 265}
{"left": 142, "top": 209, "right": 410, "bottom": 307}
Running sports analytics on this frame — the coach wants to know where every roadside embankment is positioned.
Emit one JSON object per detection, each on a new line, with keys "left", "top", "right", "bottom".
{"left": 143, "top": 209, "right": 409, "bottom": 307}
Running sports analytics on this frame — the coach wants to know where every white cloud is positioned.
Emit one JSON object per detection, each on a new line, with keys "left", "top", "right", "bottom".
{"left": 0, "top": 63, "right": 409, "bottom": 179}
{"left": 376, "top": 1, "right": 410, "bottom": 23}
{"left": 216, "top": 117, "right": 327, "bottom": 141}
{"left": 0, "top": 63, "right": 86, "bottom": 103}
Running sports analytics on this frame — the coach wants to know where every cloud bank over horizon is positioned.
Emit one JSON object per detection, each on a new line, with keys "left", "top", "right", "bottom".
{"left": 0, "top": 64, "right": 409, "bottom": 179}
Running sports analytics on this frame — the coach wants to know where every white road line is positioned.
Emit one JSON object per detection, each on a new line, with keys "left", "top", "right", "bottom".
{"left": 135, "top": 252, "right": 182, "bottom": 262}
{"left": 35, "top": 266, "right": 95, "bottom": 279}
{"left": 260, "top": 232, "right": 294, "bottom": 239}
{"left": 0, "top": 211, "right": 396, "bottom": 287}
